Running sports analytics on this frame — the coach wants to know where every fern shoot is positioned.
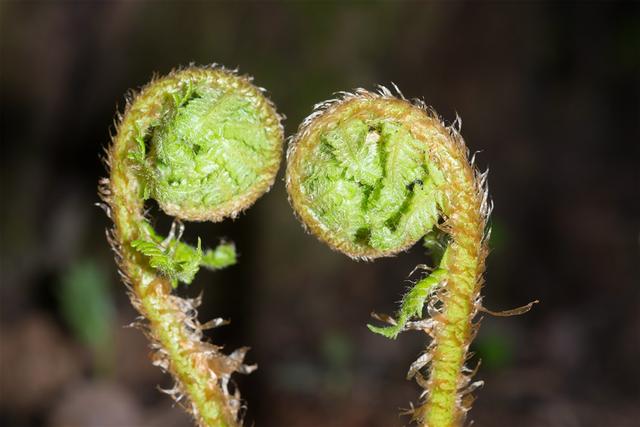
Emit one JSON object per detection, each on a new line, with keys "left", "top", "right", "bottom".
{"left": 99, "top": 66, "right": 283, "bottom": 427}
{"left": 286, "top": 87, "right": 495, "bottom": 427}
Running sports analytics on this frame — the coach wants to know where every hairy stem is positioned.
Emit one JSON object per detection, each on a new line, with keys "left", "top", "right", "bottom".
{"left": 409, "top": 117, "right": 487, "bottom": 426}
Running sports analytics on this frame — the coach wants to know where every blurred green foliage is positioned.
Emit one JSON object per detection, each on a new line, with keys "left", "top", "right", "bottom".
{"left": 488, "top": 219, "right": 509, "bottom": 253}
{"left": 475, "top": 331, "right": 513, "bottom": 370}
{"left": 58, "top": 260, "right": 115, "bottom": 354}
{"left": 321, "top": 331, "right": 353, "bottom": 395}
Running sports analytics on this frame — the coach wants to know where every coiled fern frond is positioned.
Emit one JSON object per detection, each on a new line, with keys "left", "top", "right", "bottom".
{"left": 287, "top": 86, "right": 493, "bottom": 427}
{"left": 99, "top": 65, "right": 283, "bottom": 427}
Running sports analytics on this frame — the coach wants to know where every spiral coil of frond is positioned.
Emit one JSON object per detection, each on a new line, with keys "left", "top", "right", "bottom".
{"left": 286, "top": 86, "right": 491, "bottom": 427}
{"left": 100, "top": 65, "right": 283, "bottom": 427}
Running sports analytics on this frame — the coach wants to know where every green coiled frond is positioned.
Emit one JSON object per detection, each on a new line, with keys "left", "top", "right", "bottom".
{"left": 287, "top": 93, "right": 446, "bottom": 259}
{"left": 286, "top": 86, "right": 491, "bottom": 427}
{"left": 99, "top": 65, "right": 283, "bottom": 427}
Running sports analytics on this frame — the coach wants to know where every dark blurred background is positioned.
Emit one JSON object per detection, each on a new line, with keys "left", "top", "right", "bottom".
{"left": 1, "top": 2, "right": 639, "bottom": 427}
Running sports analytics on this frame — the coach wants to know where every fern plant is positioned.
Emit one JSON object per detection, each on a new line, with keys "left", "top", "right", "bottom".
{"left": 99, "top": 65, "right": 283, "bottom": 427}
{"left": 286, "top": 87, "right": 534, "bottom": 427}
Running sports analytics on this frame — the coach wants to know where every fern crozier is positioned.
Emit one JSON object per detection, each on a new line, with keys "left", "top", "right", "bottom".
{"left": 286, "top": 87, "right": 491, "bottom": 427}
{"left": 100, "top": 65, "right": 283, "bottom": 427}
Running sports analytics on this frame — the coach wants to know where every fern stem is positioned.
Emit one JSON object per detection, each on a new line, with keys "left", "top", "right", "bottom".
{"left": 410, "top": 117, "right": 487, "bottom": 427}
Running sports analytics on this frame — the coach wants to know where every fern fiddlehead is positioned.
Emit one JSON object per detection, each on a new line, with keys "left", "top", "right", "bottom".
{"left": 99, "top": 66, "right": 283, "bottom": 426}
{"left": 286, "top": 87, "right": 493, "bottom": 427}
